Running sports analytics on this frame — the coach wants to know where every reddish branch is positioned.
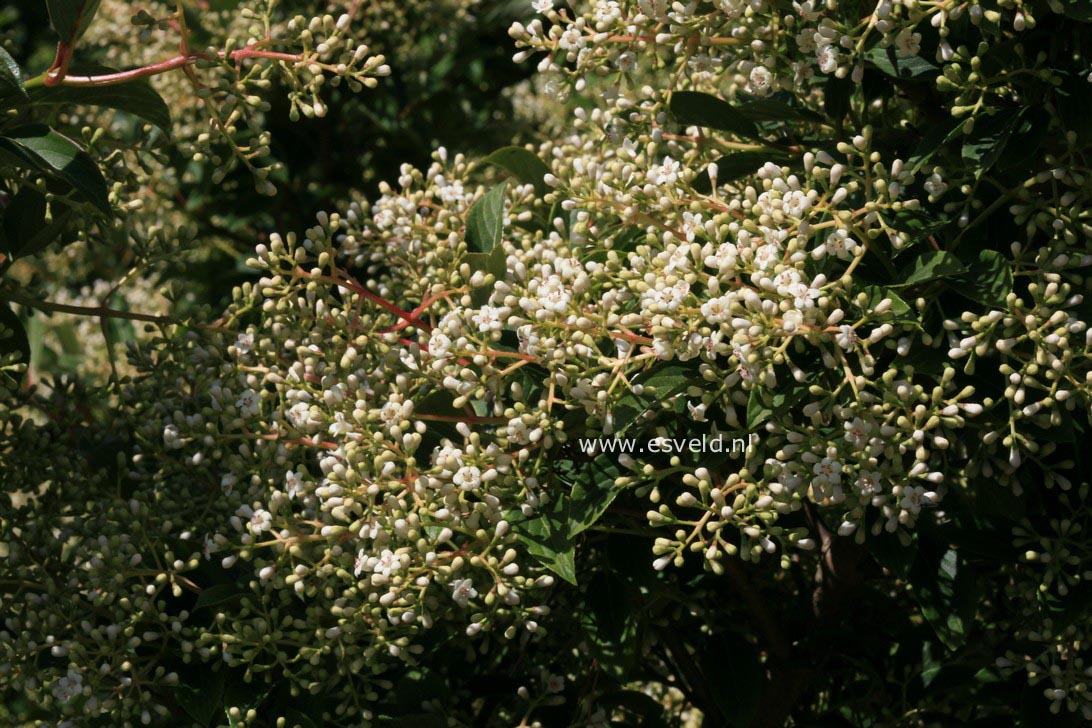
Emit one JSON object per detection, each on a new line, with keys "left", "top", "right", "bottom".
{"left": 44, "top": 44, "right": 304, "bottom": 87}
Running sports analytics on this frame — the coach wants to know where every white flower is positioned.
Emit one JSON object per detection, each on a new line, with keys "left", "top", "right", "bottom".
{"left": 616, "top": 51, "right": 637, "bottom": 72}
{"left": 701, "top": 295, "right": 733, "bottom": 324}
{"left": 286, "top": 402, "right": 311, "bottom": 428}
{"left": 835, "top": 324, "right": 858, "bottom": 350}
{"left": 220, "top": 474, "right": 237, "bottom": 494}
{"left": 900, "top": 485, "right": 936, "bottom": 514}
{"left": 648, "top": 156, "right": 681, "bottom": 186}
{"left": 558, "top": 27, "right": 585, "bottom": 51}
{"left": 687, "top": 401, "right": 708, "bottom": 422}
{"left": 843, "top": 417, "right": 871, "bottom": 449}
{"left": 748, "top": 65, "right": 774, "bottom": 96}
{"left": 451, "top": 578, "right": 478, "bottom": 607}
{"left": 855, "top": 470, "right": 883, "bottom": 497}
{"left": 453, "top": 465, "right": 482, "bottom": 491}
{"left": 285, "top": 470, "right": 304, "bottom": 499}
{"left": 428, "top": 331, "right": 453, "bottom": 359}
{"left": 704, "top": 242, "right": 739, "bottom": 273}
{"left": 893, "top": 28, "right": 921, "bottom": 58}
{"left": 812, "top": 457, "right": 842, "bottom": 485}
{"left": 354, "top": 548, "right": 368, "bottom": 577}
{"left": 924, "top": 172, "right": 948, "bottom": 197}
{"left": 238, "top": 506, "right": 272, "bottom": 534}
{"left": 373, "top": 549, "right": 401, "bottom": 576}
{"left": 472, "top": 306, "right": 508, "bottom": 333}
{"left": 235, "top": 389, "right": 260, "bottom": 417}
{"left": 51, "top": 668, "right": 83, "bottom": 703}
{"left": 234, "top": 332, "right": 254, "bottom": 354}
{"left": 328, "top": 412, "right": 355, "bottom": 437}
{"left": 816, "top": 45, "right": 839, "bottom": 74}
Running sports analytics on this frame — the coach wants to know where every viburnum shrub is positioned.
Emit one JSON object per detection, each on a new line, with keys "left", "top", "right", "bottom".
{"left": 3, "top": 0, "right": 1092, "bottom": 725}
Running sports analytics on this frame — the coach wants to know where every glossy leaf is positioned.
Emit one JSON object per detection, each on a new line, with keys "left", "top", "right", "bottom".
{"left": 910, "top": 546, "right": 977, "bottom": 650}
{"left": 865, "top": 46, "right": 938, "bottom": 80}
{"left": 0, "top": 125, "right": 111, "bottom": 214}
{"left": 46, "top": 0, "right": 103, "bottom": 44}
{"left": 466, "top": 181, "right": 507, "bottom": 254}
{"left": 566, "top": 455, "right": 624, "bottom": 536}
{"left": 669, "top": 91, "right": 759, "bottom": 140}
{"left": 954, "top": 250, "right": 1012, "bottom": 308}
{"left": 0, "top": 47, "right": 26, "bottom": 102}
{"left": 896, "top": 250, "right": 967, "bottom": 287}
{"left": 27, "top": 70, "right": 172, "bottom": 131}
{"left": 481, "top": 146, "right": 550, "bottom": 196}
{"left": 1, "top": 188, "right": 75, "bottom": 258}
{"left": 0, "top": 306, "right": 29, "bottom": 383}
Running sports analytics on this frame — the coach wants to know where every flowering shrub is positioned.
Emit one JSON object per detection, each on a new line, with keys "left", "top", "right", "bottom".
{"left": 3, "top": 0, "right": 1092, "bottom": 726}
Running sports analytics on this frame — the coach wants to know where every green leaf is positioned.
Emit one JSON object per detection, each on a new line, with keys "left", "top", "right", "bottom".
{"left": 612, "top": 362, "right": 693, "bottom": 434}
{"left": 862, "top": 285, "right": 916, "bottom": 323}
{"left": 865, "top": 46, "right": 938, "bottom": 80}
{"left": 910, "top": 546, "right": 977, "bottom": 650}
{"left": 0, "top": 305, "right": 29, "bottom": 380}
{"left": 735, "top": 92, "right": 824, "bottom": 124}
{"left": 746, "top": 380, "right": 811, "bottom": 429}
{"left": 173, "top": 670, "right": 225, "bottom": 727}
{"left": 1, "top": 188, "right": 75, "bottom": 258}
{"left": 669, "top": 91, "right": 760, "bottom": 140}
{"left": 46, "top": 0, "right": 103, "bottom": 44}
{"left": 466, "top": 181, "right": 507, "bottom": 254}
{"left": 895, "top": 250, "right": 966, "bottom": 287}
{"left": 0, "top": 47, "right": 26, "bottom": 102}
{"left": 510, "top": 508, "right": 577, "bottom": 585}
{"left": 953, "top": 250, "right": 1012, "bottom": 308}
{"left": 193, "top": 583, "right": 248, "bottom": 611}
{"left": 692, "top": 150, "right": 798, "bottom": 194}
{"left": 0, "top": 125, "right": 111, "bottom": 214}
{"left": 566, "top": 456, "right": 624, "bottom": 536}
{"left": 26, "top": 69, "right": 171, "bottom": 131}
{"left": 481, "top": 146, "right": 550, "bottom": 197}
{"left": 961, "top": 110, "right": 1020, "bottom": 178}
{"left": 1061, "top": 0, "right": 1092, "bottom": 22}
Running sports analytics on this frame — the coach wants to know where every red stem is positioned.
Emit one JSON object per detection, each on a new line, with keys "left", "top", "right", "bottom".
{"left": 44, "top": 47, "right": 304, "bottom": 87}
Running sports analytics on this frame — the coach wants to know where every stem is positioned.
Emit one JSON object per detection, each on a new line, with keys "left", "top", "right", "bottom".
{"left": 26, "top": 47, "right": 305, "bottom": 90}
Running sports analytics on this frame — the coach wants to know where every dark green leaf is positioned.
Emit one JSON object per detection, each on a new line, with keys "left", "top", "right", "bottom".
{"left": 566, "top": 456, "right": 624, "bottom": 536}
{"left": 692, "top": 150, "right": 797, "bottom": 194}
{"left": 466, "top": 181, "right": 507, "bottom": 254}
{"left": 896, "top": 250, "right": 966, "bottom": 287}
{"left": 735, "top": 92, "right": 824, "bottom": 124}
{"left": 746, "top": 380, "right": 811, "bottom": 429}
{"left": 1, "top": 188, "right": 75, "bottom": 258}
{"left": 0, "top": 47, "right": 26, "bottom": 102}
{"left": 953, "top": 250, "right": 1012, "bottom": 308}
{"left": 962, "top": 110, "right": 1020, "bottom": 178}
{"left": 865, "top": 46, "right": 938, "bottom": 80}
{"left": 910, "top": 546, "right": 977, "bottom": 650}
{"left": 669, "top": 91, "right": 760, "bottom": 140}
{"left": 27, "top": 69, "right": 171, "bottom": 131}
{"left": 0, "top": 305, "right": 29, "bottom": 381}
{"left": 173, "top": 670, "right": 225, "bottom": 727}
{"left": 511, "top": 507, "right": 577, "bottom": 585}
{"left": 0, "top": 125, "right": 111, "bottom": 214}
{"left": 46, "top": 0, "right": 103, "bottom": 44}
{"left": 862, "top": 285, "right": 916, "bottom": 322}
{"left": 481, "top": 146, "right": 550, "bottom": 197}
{"left": 1061, "top": 0, "right": 1092, "bottom": 22}
{"left": 612, "top": 362, "right": 693, "bottom": 434}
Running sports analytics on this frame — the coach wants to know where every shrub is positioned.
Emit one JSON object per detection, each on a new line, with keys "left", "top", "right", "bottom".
{"left": 2, "top": 0, "right": 1092, "bottom": 726}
